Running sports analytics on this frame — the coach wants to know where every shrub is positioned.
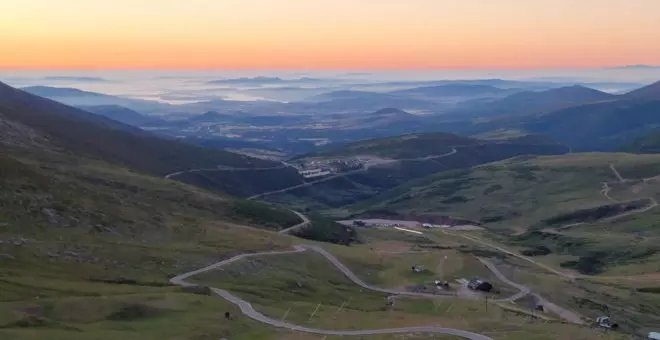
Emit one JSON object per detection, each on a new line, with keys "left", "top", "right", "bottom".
{"left": 293, "top": 216, "right": 361, "bottom": 246}
{"left": 520, "top": 246, "right": 552, "bottom": 256}
{"left": 560, "top": 254, "right": 605, "bottom": 275}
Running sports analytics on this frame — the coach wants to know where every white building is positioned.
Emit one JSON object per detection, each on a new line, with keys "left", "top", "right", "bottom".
{"left": 299, "top": 168, "right": 331, "bottom": 179}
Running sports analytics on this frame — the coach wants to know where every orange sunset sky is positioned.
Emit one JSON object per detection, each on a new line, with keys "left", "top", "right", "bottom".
{"left": 1, "top": 0, "right": 660, "bottom": 70}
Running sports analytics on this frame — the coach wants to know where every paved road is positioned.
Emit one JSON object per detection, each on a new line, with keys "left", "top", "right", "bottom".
{"left": 338, "top": 219, "right": 484, "bottom": 231}
{"left": 609, "top": 163, "right": 626, "bottom": 183}
{"left": 277, "top": 210, "right": 311, "bottom": 234}
{"left": 531, "top": 293, "right": 584, "bottom": 325}
{"left": 247, "top": 148, "right": 458, "bottom": 200}
{"left": 165, "top": 162, "right": 291, "bottom": 179}
{"left": 246, "top": 141, "right": 557, "bottom": 200}
{"left": 453, "top": 232, "right": 576, "bottom": 280}
{"left": 477, "top": 258, "right": 531, "bottom": 302}
{"left": 475, "top": 258, "right": 581, "bottom": 323}
{"left": 598, "top": 165, "right": 659, "bottom": 220}
{"left": 171, "top": 245, "right": 493, "bottom": 340}
{"left": 453, "top": 233, "right": 585, "bottom": 324}
{"left": 600, "top": 182, "right": 618, "bottom": 203}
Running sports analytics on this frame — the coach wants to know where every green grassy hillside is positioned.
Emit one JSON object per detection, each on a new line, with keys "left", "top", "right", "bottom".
{"left": 192, "top": 246, "right": 618, "bottom": 340}
{"left": 268, "top": 136, "right": 569, "bottom": 210}
{"left": 301, "top": 132, "right": 474, "bottom": 159}
{"left": 620, "top": 128, "right": 660, "bottom": 153}
{"left": 350, "top": 153, "right": 660, "bottom": 228}
{"left": 299, "top": 132, "right": 562, "bottom": 160}
{"left": 175, "top": 167, "right": 305, "bottom": 197}
{"left": 0, "top": 82, "right": 276, "bottom": 176}
{"left": 0, "top": 82, "right": 311, "bottom": 338}
{"left": 523, "top": 99, "right": 660, "bottom": 151}
{"left": 348, "top": 152, "right": 660, "bottom": 277}
{"left": 0, "top": 144, "right": 306, "bottom": 339}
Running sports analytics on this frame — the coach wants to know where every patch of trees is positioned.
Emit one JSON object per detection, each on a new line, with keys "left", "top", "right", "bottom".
{"left": 229, "top": 200, "right": 302, "bottom": 231}
{"left": 560, "top": 253, "right": 606, "bottom": 275}
{"left": 514, "top": 230, "right": 586, "bottom": 245}
{"left": 520, "top": 245, "right": 552, "bottom": 256}
{"left": 87, "top": 277, "right": 170, "bottom": 287}
{"left": 480, "top": 215, "right": 505, "bottom": 223}
{"left": 293, "top": 216, "right": 362, "bottom": 246}
{"left": 542, "top": 199, "right": 651, "bottom": 226}
{"left": 177, "top": 167, "right": 303, "bottom": 197}
{"left": 637, "top": 287, "right": 660, "bottom": 294}
{"left": 441, "top": 195, "right": 470, "bottom": 204}
{"left": 483, "top": 184, "right": 503, "bottom": 195}
{"left": 479, "top": 210, "right": 521, "bottom": 224}
{"left": 458, "top": 246, "right": 507, "bottom": 259}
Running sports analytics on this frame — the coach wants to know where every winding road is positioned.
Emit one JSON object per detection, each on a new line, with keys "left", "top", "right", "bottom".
{"left": 477, "top": 258, "right": 530, "bottom": 302}
{"left": 164, "top": 162, "right": 290, "bottom": 179}
{"left": 598, "top": 164, "right": 659, "bottom": 220}
{"left": 170, "top": 245, "right": 492, "bottom": 339}
{"left": 453, "top": 232, "right": 586, "bottom": 324}
{"left": 277, "top": 210, "right": 311, "bottom": 234}
{"left": 248, "top": 147, "right": 458, "bottom": 200}
{"left": 169, "top": 242, "right": 571, "bottom": 339}
{"left": 164, "top": 143, "right": 587, "bottom": 335}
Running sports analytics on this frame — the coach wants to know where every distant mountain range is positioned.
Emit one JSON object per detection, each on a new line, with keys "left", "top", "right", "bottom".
{"left": 609, "top": 64, "right": 660, "bottom": 70}
{"left": 43, "top": 76, "right": 109, "bottom": 82}
{"left": 22, "top": 86, "right": 171, "bottom": 114}
{"left": 391, "top": 84, "right": 516, "bottom": 98}
{"left": 620, "top": 80, "right": 660, "bottom": 100}
{"left": 523, "top": 99, "right": 660, "bottom": 151}
{"left": 620, "top": 128, "right": 660, "bottom": 153}
{"left": 18, "top": 80, "right": 660, "bottom": 158}
{"left": 462, "top": 80, "right": 660, "bottom": 151}
{"left": 307, "top": 85, "right": 518, "bottom": 105}
{"left": 1, "top": 82, "right": 276, "bottom": 176}
{"left": 79, "top": 105, "right": 165, "bottom": 126}
{"left": 187, "top": 110, "right": 236, "bottom": 123}
{"left": 207, "top": 77, "right": 327, "bottom": 85}
{"left": 23, "top": 86, "right": 108, "bottom": 98}
{"left": 449, "top": 85, "right": 616, "bottom": 118}
{"left": 302, "top": 90, "right": 440, "bottom": 112}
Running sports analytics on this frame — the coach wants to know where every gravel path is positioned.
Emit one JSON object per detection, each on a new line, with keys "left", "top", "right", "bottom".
{"left": 170, "top": 244, "right": 493, "bottom": 340}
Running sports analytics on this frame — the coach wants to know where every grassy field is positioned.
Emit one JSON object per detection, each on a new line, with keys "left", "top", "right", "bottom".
{"left": 1, "top": 289, "right": 474, "bottom": 340}
{"left": 294, "top": 132, "right": 472, "bottom": 159}
{"left": 493, "top": 254, "right": 660, "bottom": 338}
{"left": 351, "top": 153, "right": 660, "bottom": 226}
{"left": 330, "top": 229, "right": 517, "bottom": 296}
{"left": 190, "top": 237, "right": 623, "bottom": 340}
{"left": 268, "top": 143, "right": 568, "bottom": 211}
{"left": 418, "top": 227, "right": 660, "bottom": 337}
{"left": 0, "top": 146, "right": 305, "bottom": 339}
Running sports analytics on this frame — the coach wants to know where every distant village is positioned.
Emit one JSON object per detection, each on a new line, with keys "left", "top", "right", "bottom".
{"left": 293, "top": 157, "right": 366, "bottom": 179}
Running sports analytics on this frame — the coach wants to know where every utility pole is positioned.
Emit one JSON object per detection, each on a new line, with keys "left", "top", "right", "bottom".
{"left": 439, "top": 255, "right": 448, "bottom": 279}
{"left": 308, "top": 303, "right": 322, "bottom": 322}
{"left": 281, "top": 308, "right": 291, "bottom": 322}
{"left": 333, "top": 297, "right": 352, "bottom": 319}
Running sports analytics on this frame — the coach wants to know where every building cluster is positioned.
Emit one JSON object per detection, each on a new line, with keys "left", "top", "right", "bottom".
{"left": 467, "top": 278, "right": 493, "bottom": 292}
{"left": 298, "top": 168, "right": 332, "bottom": 179}
{"left": 295, "top": 157, "right": 365, "bottom": 179}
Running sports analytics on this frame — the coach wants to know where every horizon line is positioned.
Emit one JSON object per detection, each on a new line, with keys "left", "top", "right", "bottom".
{"left": 1, "top": 65, "right": 658, "bottom": 72}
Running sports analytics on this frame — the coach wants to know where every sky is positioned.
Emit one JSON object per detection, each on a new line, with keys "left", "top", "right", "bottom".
{"left": 1, "top": 0, "right": 660, "bottom": 70}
